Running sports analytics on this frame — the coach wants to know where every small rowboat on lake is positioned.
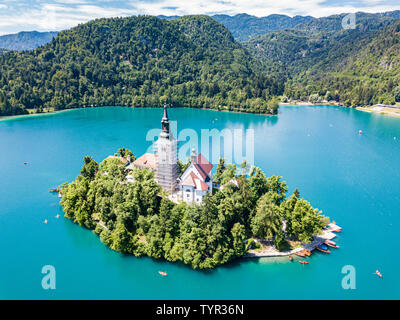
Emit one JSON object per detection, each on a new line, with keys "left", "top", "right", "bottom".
{"left": 299, "top": 261, "right": 309, "bottom": 265}
{"left": 325, "top": 240, "right": 339, "bottom": 248}
{"left": 296, "top": 251, "right": 306, "bottom": 257}
{"left": 50, "top": 189, "right": 58, "bottom": 193}
{"left": 376, "top": 270, "right": 382, "bottom": 278}
{"left": 316, "top": 244, "right": 330, "bottom": 253}
{"left": 158, "top": 271, "right": 167, "bottom": 277}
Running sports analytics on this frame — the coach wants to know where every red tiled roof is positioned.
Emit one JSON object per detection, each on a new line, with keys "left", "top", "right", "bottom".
{"left": 194, "top": 163, "right": 207, "bottom": 180}
{"left": 181, "top": 172, "right": 208, "bottom": 191}
{"left": 197, "top": 153, "right": 213, "bottom": 175}
{"left": 130, "top": 153, "right": 156, "bottom": 170}
{"left": 181, "top": 172, "right": 197, "bottom": 187}
{"left": 195, "top": 178, "right": 209, "bottom": 191}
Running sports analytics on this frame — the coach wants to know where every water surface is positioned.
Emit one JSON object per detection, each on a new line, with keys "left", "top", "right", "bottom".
{"left": 1, "top": 106, "right": 399, "bottom": 299}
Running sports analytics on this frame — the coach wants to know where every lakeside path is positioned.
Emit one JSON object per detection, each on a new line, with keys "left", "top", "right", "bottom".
{"left": 244, "top": 223, "right": 341, "bottom": 258}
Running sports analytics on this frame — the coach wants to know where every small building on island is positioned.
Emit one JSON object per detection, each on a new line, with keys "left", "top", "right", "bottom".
{"left": 125, "top": 105, "right": 213, "bottom": 204}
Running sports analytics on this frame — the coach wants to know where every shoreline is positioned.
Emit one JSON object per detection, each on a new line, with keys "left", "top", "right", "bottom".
{"left": 283, "top": 100, "right": 400, "bottom": 118}
{"left": 244, "top": 223, "right": 341, "bottom": 258}
{"left": 0, "top": 108, "right": 76, "bottom": 122}
{"left": 3, "top": 102, "right": 400, "bottom": 123}
{"left": 0, "top": 105, "right": 277, "bottom": 122}
{"left": 356, "top": 106, "right": 400, "bottom": 118}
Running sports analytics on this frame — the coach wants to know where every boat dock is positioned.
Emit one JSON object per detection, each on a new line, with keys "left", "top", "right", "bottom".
{"left": 244, "top": 223, "right": 341, "bottom": 258}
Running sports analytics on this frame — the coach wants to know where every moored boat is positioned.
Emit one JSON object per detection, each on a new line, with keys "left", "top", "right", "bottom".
{"left": 304, "top": 250, "right": 312, "bottom": 256}
{"left": 50, "top": 189, "right": 58, "bottom": 193}
{"left": 295, "top": 251, "right": 306, "bottom": 257}
{"left": 316, "top": 244, "right": 330, "bottom": 253}
{"left": 324, "top": 240, "right": 339, "bottom": 248}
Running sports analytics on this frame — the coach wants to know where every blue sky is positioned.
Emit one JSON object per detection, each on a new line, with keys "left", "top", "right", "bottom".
{"left": 0, "top": 0, "right": 399, "bottom": 35}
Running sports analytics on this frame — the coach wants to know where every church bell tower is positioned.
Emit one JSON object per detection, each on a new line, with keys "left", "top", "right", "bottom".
{"left": 156, "top": 105, "right": 178, "bottom": 193}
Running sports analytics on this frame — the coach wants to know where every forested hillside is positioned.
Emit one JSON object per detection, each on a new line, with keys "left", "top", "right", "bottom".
{"left": 0, "top": 15, "right": 282, "bottom": 116}
{"left": 212, "top": 13, "right": 314, "bottom": 41}
{"left": 245, "top": 12, "right": 400, "bottom": 106}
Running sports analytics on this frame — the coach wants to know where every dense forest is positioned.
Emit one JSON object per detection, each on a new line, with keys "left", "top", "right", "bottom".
{"left": 2, "top": 11, "right": 400, "bottom": 116}
{"left": 60, "top": 153, "right": 328, "bottom": 269}
{"left": 212, "top": 13, "right": 314, "bottom": 41}
{"left": 244, "top": 12, "right": 400, "bottom": 106}
{"left": 0, "top": 15, "right": 282, "bottom": 117}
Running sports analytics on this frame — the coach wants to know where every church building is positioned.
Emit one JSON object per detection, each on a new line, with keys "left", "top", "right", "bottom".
{"left": 127, "top": 105, "right": 213, "bottom": 204}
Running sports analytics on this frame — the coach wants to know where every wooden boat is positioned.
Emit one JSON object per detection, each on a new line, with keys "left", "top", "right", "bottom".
{"left": 158, "top": 271, "right": 167, "bottom": 276}
{"left": 295, "top": 251, "right": 306, "bottom": 257}
{"left": 23, "top": 162, "right": 28, "bottom": 165}
{"left": 299, "top": 261, "right": 309, "bottom": 265}
{"left": 50, "top": 189, "right": 58, "bottom": 193}
{"left": 289, "top": 255, "right": 293, "bottom": 261}
{"left": 304, "top": 250, "right": 312, "bottom": 256}
{"left": 376, "top": 270, "right": 382, "bottom": 278}
{"left": 316, "top": 245, "right": 330, "bottom": 253}
{"left": 325, "top": 240, "right": 339, "bottom": 248}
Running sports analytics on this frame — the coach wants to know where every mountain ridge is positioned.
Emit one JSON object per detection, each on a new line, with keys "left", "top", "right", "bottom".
{"left": 0, "top": 15, "right": 281, "bottom": 116}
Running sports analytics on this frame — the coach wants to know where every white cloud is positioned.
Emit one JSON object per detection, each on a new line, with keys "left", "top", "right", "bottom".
{"left": 1, "top": 0, "right": 400, "bottom": 35}
{"left": 130, "top": 0, "right": 400, "bottom": 17}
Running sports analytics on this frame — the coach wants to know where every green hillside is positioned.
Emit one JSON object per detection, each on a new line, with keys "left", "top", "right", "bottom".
{"left": 0, "top": 15, "right": 282, "bottom": 117}
{"left": 245, "top": 12, "right": 400, "bottom": 106}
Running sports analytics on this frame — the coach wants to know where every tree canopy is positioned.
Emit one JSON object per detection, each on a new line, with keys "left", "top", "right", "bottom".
{"left": 0, "top": 15, "right": 282, "bottom": 117}
{"left": 60, "top": 151, "right": 328, "bottom": 269}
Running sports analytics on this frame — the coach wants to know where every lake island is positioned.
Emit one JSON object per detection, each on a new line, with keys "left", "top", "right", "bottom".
{"left": 60, "top": 105, "right": 337, "bottom": 269}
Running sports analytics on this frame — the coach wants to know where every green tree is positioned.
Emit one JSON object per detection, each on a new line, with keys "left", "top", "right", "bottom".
{"left": 80, "top": 156, "right": 98, "bottom": 180}
{"left": 251, "top": 193, "right": 283, "bottom": 240}
{"left": 393, "top": 86, "right": 400, "bottom": 103}
{"left": 213, "top": 158, "right": 226, "bottom": 184}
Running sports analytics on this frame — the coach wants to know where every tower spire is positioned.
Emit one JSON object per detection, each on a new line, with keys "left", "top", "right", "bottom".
{"left": 161, "top": 104, "right": 170, "bottom": 137}
{"left": 162, "top": 104, "right": 169, "bottom": 121}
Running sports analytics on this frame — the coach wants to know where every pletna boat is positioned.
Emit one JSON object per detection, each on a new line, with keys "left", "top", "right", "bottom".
{"left": 304, "top": 250, "right": 312, "bottom": 256}
{"left": 324, "top": 240, "right": 339, "bottom": 248}
{"left": 295, "top": 251, "right": 306, "bottom": 257}
{"left": 316, "top": 244, "right": 330, "bottom": 253}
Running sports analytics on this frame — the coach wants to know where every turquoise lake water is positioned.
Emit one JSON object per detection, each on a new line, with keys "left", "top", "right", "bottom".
{"left": 0, "top": 105, "right": 399, "bottom": 299}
